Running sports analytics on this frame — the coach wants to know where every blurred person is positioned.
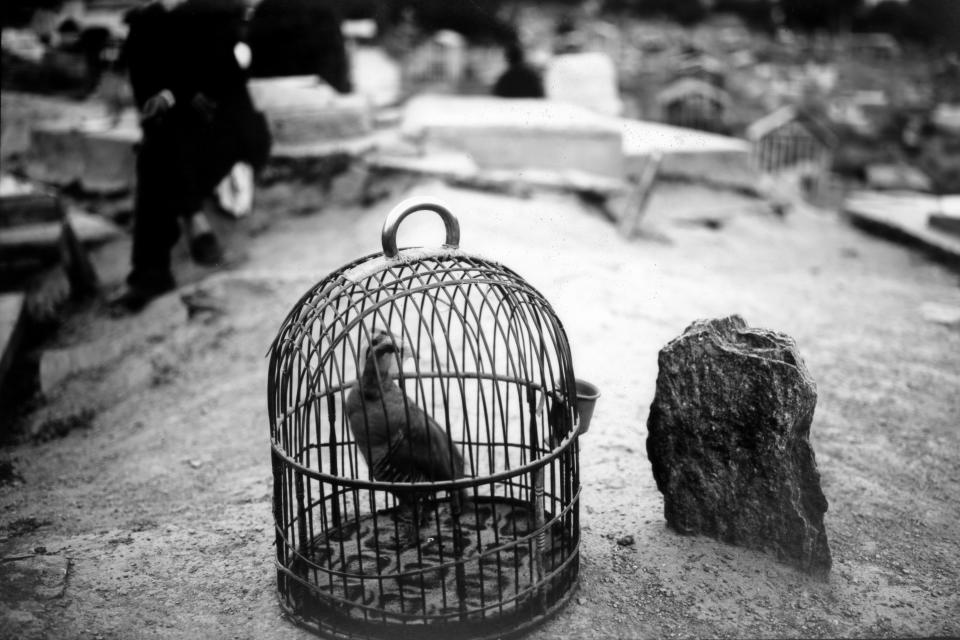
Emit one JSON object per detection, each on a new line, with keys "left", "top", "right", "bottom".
{"left": 246, "top": 0, "right": 351, "bottom": 93}
{"left": 56, "top": 18, "right": 115, "bottom": 94}
{"left": 110, "top": 0, "right": 271, "bottom": 313}
{"left": 492, "top": 42, "right": 544, "bottom": 99}
{"left": 553, "top": 11, "right": 583, "bottom": 55}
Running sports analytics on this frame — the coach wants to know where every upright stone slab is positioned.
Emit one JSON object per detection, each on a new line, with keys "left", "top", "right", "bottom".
{"left": 544, "top": 51, "right": 622, "bottom": 116}
{"left": 646, "top": 315, "right": 830, "bottom": 576}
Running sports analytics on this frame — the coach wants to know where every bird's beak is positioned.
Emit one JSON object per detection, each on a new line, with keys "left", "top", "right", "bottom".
{"left": 395, "top": 339, "right": 431, "bottom": 371}
{"left": 390, "top": 338, "right": 433, "bottom": 371}
{"left": 393, "top": 339, "right": 413, "bottom": 369}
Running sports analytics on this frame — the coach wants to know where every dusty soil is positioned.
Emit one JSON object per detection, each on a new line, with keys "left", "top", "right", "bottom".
{"left": 2, "top": 177, "right": 959, "bottom": 639}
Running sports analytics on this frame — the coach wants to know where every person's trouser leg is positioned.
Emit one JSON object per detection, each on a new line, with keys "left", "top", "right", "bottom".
{"left": 126, "top": 111, "right": 242, "bottom": 290}
{"left": 127, "top": 135, "right": 182, "bottom": 293}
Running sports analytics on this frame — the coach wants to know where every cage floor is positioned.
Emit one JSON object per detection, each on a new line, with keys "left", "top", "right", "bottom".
{"left": 289, "top": 496, "right": 574, "bottom": 626}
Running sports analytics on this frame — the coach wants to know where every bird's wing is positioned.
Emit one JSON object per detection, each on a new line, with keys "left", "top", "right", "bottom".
{"left": 384, "top": 395, "right": 464, "bottom": 482}
{"left": 345, "top": 382, "right": 393, "bottom": 470}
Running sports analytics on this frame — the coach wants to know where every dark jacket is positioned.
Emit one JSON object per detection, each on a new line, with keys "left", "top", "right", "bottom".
{"left": 122, "top": 0, "right": 270, "bottom": 172}
{"left": 493, "top": 64, "right": 545, "bottom": 99}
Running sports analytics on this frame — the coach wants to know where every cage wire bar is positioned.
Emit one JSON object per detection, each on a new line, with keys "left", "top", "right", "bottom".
{"left": 267, "top": 198, "right": 583, "bottom": 640}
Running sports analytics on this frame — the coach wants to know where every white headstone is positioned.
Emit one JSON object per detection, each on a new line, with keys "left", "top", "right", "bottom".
{"left": 544, "top": 52, "right": 622, "bottom": 117}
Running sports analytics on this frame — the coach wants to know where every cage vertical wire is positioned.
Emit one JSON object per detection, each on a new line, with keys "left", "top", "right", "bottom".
{"left": 267, "top": 198, "right": 584, "bottom": 639}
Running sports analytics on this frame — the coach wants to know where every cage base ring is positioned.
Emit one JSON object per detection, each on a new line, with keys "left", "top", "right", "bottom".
{"left": 278, "top": 496, "right": 579, "bottom": 640}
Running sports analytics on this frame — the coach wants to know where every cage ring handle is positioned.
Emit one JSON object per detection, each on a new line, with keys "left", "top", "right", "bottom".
{"left": 381, "top": 197, "right": 460, "bottom": 258}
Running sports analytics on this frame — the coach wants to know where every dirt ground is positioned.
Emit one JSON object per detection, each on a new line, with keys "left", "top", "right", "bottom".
{"left": 1, "top": 176, "right": 959, "bottom": 640}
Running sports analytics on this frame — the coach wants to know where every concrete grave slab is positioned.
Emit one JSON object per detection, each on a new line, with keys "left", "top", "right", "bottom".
{"left": 929, "top": 212, "right": 960, "bottom": 237}
{"left": 0, "top": 187, "right": 60, "bottom": 229}
{"left": 365, "top": 149, "right": 627, "bottom": 198}
{"left": 928, "top": 195, "right": 960, "bottom": 238}
{"left": 0, "top": 209, "right": 122, "bottom": 260}
{"left": 0, "top": 91, "right": 106, "bottom": 167}
{"left": 24, "top": 113, "right": 139, "bottom": 194}
{"left": 844, "top": 191, "right": 960, "bottom": 267}
{"left": 249, "top": 76, "right": 374, "bottom": 157}
{"left": 611, "top": 118, "right": 755, "bottom": 191}
{"left": 866, "top": 163, "right": 933, "bottom": 193}
{"left": 400, "top": 95, "right": 625, "bottom": 180}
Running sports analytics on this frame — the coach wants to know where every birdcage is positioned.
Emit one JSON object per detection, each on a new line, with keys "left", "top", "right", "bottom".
{"left": 267, "top": 197, "right": 596, "bottom": 639}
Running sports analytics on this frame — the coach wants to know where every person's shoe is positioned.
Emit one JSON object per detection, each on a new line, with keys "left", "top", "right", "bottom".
{"left": 189, "top": 231, "right": 224, "bottom": 266}
{"left": 107, "top": 281, "right": 175, "bottom": 316}
{"left": 187, "top": 211, "right": 224, "bottom": 266}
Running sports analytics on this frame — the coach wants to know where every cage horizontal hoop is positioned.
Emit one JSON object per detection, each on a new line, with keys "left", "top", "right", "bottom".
{"left": 270, "top": 420, "right": 580, "bottom": 490}
{"left": 381, "top": 197, "right": 461, "bottom": 258}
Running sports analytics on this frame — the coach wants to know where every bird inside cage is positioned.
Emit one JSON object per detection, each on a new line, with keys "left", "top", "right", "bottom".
{"left": 345, "top": 330, "right": 469, "bottom": 549}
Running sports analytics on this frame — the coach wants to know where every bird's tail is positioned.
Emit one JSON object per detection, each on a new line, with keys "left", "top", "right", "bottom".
{"left": 452, "top": 487, "right": 471, "bottom": 515}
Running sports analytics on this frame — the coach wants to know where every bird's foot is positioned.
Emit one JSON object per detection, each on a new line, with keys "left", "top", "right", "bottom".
{"left": 398, "top": 523, "right": 422, "bottom": 550}
{"left": 391, "top": 534, "right": 420, "bottom": 551}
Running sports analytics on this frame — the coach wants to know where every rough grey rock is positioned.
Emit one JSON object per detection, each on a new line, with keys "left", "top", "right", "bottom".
{"left": 646, "top": 315, "right": 830, "bottom": 576}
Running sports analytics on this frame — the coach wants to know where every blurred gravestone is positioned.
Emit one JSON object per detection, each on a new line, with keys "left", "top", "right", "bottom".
{"left": 403, "top": 30, "right": 466, "bottom": 94}
{"left": 646, "top": 315, "right": 831, "bottom": 576}
{"left": 247, "top": 76, "right": 373, "bottom": 154}
{"left": 544, "top": 51, "right": 621, "bottom": 116}
{"left": 350, "top": 46, "right": 402, "bottom": 108}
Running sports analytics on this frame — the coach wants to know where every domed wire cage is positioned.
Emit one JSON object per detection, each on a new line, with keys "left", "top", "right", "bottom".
{"left": 267, "top": 198, "right": 593, "bottom": 639}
